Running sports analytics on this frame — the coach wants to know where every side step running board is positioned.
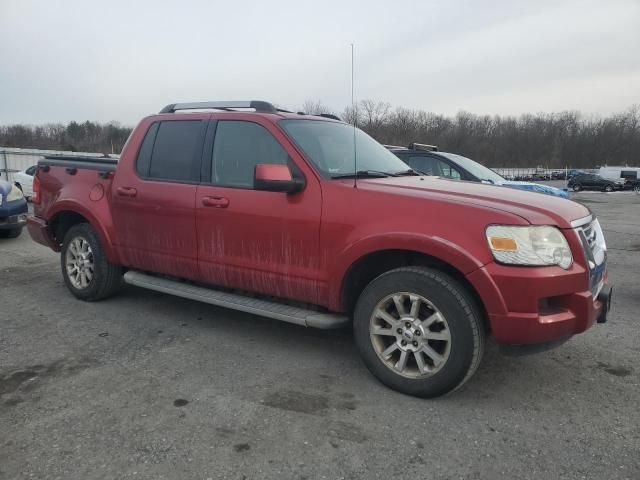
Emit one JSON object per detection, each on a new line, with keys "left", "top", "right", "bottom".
{"left": 123, "top": 271, "right": 349, "bottom": 330}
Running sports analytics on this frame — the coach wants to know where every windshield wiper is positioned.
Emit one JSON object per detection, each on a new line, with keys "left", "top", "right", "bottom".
{"left": 331, "top": 170, "right": 396, "bottom": 179}
{"left": 393, "top": 169, "right": 422, "bottom": 176}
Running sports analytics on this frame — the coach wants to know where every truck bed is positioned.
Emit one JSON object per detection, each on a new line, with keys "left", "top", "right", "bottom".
{"left": 39, "top": 155, "right": 118, "bottom": 172}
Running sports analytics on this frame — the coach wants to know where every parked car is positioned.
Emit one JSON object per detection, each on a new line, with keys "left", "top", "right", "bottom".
{"left": 568, "top": 173, "right": 620, "bottom": 192}
{"left": 13, "top": 165, "right": 36, "bottom": 199}
{"left": 28, "top": 100, "right": 611, "bottom": 398}
{"left": 597, "top": 166, "right": 640, "bottom": 190}
{"left": 0, "top": 179, "right": 28, "bottom": 238}
{"left": 386, "top": 144, "right": 569, "bottom": 198}
{"left": 567, "top": 169, "right": 587, "bottom": 179}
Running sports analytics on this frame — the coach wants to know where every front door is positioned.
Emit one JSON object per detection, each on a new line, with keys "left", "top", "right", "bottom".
{"left": 195, "top": 118, "right": 322, "bottom": 304}
{"left": 111, "top": 117, "right": 208, "bottom": 280}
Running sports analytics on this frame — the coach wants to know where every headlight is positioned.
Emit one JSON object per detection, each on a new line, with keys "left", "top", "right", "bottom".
{"left": 6, "top": 185, "right": 24, "bottom": 202}
{"left": 486, "top": 225, "right": 573, "bottom": 269}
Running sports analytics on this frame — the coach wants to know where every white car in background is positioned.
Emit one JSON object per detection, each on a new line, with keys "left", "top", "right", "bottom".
{"left": 13, "top": 165, "right": 36, "bottom": 200}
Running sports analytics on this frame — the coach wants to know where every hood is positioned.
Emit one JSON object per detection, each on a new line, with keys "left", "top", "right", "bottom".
{"left": 498, "top": 180, "right": 569, "bottom": 198}
{"left": 359, "top": 176, "right": 589, "bottom": 228}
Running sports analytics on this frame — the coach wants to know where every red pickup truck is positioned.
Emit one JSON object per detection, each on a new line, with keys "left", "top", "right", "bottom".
{"left": 28, "top": 100, "right": 612, "bottom": 397}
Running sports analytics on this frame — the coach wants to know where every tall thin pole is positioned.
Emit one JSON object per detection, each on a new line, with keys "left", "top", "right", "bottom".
{"left": 351, "top": 43, "right": 357, "bottom": 188}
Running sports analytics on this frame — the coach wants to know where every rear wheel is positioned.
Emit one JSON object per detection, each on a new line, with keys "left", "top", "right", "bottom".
{"left": 353, "top": 267, "right": 485, "bottom": 398}
{"left": 61, "top": 223, "right": 122, "bottom": 301}
{"left": 572, "top": 184, "right": 582, "bottom": 192}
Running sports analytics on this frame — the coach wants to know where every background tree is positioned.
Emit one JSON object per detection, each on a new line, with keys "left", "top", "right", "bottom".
{"left": 1, "top": 104, "right": 639, "bottom": 167}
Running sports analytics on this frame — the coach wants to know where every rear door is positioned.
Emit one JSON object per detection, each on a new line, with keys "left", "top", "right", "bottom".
{"left": 195, "top": 117, "right": 323, "bottom": 304}
{"left": 584, "top": 175, "right": 597, "bottom": 188}
{"left": 111, "top": 117, "right": 208, "bottom": 280}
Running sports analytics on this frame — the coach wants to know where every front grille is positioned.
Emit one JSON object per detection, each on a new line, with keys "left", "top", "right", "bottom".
{"left": 575, "top": 217, "right": 607, "bottom": 298}
{"left": 582, "top": 223, "right": 597, "bottom": 252}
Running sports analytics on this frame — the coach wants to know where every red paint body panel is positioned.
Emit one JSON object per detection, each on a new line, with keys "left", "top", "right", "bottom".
{"left": 29, "top": 110, "right": 605, "bottom": 347}
{"left": 195, "top": 115, "right": 323, "bottom": 303}
{"left": 255, "top": 163, "right": 292, "bottom": 181}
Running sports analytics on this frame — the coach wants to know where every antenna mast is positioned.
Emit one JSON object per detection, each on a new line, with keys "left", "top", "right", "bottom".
{"left": 351, "top": 43, "right": 357, "bottom": 188}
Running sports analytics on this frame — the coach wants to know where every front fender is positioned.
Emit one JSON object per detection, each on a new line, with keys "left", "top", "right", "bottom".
{"left": 326, "top": 232, "right": 489, "bottom": 311}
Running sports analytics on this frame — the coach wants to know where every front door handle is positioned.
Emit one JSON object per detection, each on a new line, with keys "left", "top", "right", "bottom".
{"left": 116, "top": 187, "right": 137, "bottom": 198}
{"left": 202, "top": 196, "right": 229, "bottom": 208}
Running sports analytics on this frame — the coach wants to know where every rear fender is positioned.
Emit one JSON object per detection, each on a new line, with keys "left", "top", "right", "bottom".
{"left": 48, "top": 200, "right": 119, "bottom": 263}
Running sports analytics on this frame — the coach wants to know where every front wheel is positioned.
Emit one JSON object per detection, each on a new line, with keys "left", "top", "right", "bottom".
{"left": 604, "top": 185, "right": 613, "bottom": 192}
{"left": 572, "top": 184, "right": 582, "bottom": 192}
{"left": 61, "top": 223, "right": 122, "bottom": 301}
{"left": 353, "top": 267, "right": 485, "bottom": 398}
{"left": 0, "top": 227, "right": 22, "bottom": 239}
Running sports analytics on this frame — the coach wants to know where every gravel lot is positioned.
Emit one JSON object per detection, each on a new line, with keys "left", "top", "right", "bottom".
{"left": 1, "top": 190, "right": 639, "bottom": 480}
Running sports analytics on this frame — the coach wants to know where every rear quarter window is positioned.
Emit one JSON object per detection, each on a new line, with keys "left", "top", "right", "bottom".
{"left": 136, "top": 120, "right": 205, "bottom": 182}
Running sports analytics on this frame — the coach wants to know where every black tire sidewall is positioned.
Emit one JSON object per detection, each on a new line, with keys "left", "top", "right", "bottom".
{"left": 572, "top": 184, "right": 581, "bottom": 191}
{"left": 353, "top": 268, "right": 480, "bottom": 398}
{"left": 61, "top": 224, "right": 108, "bottom": 300}
{"left": 0, "top": 227, "right": 22, "bottom": 238}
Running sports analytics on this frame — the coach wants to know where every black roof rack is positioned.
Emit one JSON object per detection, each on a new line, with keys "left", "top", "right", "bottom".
{"left": 159, "top": 100, "right": 277, "bottom": 114}
{"left": 318, "top": 113, "right": 341, "bottom": 121}
{"left": 408, "top": 142, "right": 438, "bottom": 152}
{"left": 383, "top": 144, "right": 407, "bottom": 150}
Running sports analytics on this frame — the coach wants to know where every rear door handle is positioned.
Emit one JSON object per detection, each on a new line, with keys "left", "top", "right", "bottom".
{"left": 202, "top": 196, "right": 229, "bottom": 208}
{"left": 116, "top": 187, "right": 137, "bottom": 198}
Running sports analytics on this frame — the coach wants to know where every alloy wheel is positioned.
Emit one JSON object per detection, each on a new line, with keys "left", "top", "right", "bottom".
{"left": 65, "top": 237, "right": 94, "bottom": 289}
{"left": 369, "top": 292, "right": 452, "bottom": 379}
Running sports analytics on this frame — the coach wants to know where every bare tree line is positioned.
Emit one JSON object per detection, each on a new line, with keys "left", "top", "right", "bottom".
{"left": 0, "top": 121, "right": 131, "bottom": 154}
{"left": 307, "top": 101, "right": 640, "bottom": 168}
{"left": 2, "top": 103, "right": 639, "bottom": 167}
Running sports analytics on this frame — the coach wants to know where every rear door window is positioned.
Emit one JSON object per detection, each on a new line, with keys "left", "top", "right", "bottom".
{"left": 211, "top": 121, "right": 289, "bottom": 188}
{"left": 137, "top": 120, "right": 205, "bottom": 182}
{"left": 438, "top": 160, "right": 462, "bottom": 180}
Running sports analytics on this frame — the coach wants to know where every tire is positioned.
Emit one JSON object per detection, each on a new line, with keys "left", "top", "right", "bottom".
{"left": 353, "top": 266, "right": 485, "bottom": 398}
{"left": 61, "top": 223, "right": 122, "bottom": 301}
{"left": 0, "top": 227, "right": 22, "bottom": 239}
{"left": 604, "top": 185, "right": 613, "bottom": 192}
{"left": 572, "top": 184, "right": 582, "bottom": 192}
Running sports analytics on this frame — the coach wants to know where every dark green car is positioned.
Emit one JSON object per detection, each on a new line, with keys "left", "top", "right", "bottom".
{"left": 567, "top": 173, "right": 621, "bottom": 192}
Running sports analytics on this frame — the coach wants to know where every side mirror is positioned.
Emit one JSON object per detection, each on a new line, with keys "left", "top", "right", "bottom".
{"left": 254, "top": 164, "right": 305, "bottom": 194}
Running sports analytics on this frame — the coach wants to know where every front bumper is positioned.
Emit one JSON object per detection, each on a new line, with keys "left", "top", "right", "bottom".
{"left": 0, "top": 213, "right": 28, "bottom": 230}
{"left": 0, "top": 198, "right": 28, "bottom": 230}
{"left": 467, "top": 260, "right": 610, "bottom": 345}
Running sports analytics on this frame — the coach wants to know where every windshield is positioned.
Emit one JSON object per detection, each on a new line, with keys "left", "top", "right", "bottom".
{"left": 279, "top": 120, "right": 410, "bottom": 177}
{"left": 437, "top": 152, "right": 504, "bottom": 183}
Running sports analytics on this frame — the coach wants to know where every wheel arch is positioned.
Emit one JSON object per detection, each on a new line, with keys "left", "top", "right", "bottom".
{"left": 338, "top": 248, "right": 489, "bottom": 332}
{"left": 47, "top": 204, "right": 118, "bottom": 263}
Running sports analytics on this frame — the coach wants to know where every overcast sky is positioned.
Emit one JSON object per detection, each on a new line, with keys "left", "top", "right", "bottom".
{"left": 1, "top": 0, "right": 639, "bottom": 125}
